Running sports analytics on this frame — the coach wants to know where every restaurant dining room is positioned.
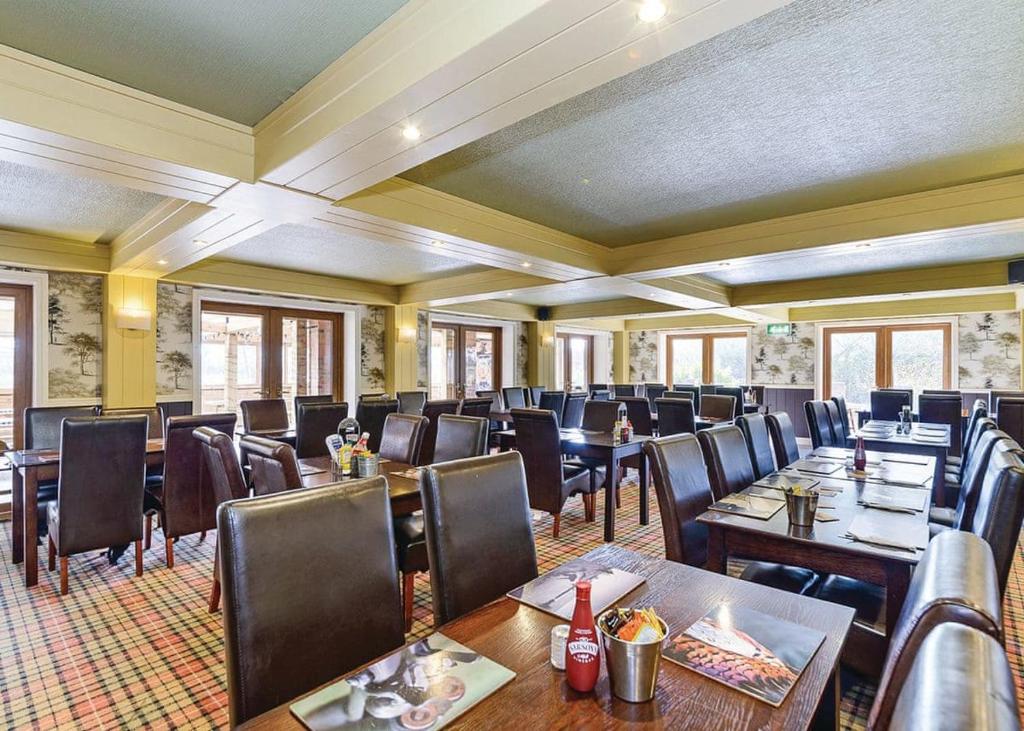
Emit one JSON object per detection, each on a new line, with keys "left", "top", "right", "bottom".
{"left": 1, "top": 0, "right": 1023, "bottom": 729}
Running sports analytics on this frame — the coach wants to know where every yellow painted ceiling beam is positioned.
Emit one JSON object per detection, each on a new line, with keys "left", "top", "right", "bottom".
{"left": 549, "top": 298, "right": 682, "bottom": 321}
{"left": 430, "top": 300, "right": 539, "bottom": 321}
{"left": 399, "top": 269, "right": 557, "bottom": 306}
{"left": 0, "top": 228, "right": 109, "bottom": 273}
{"left": 790, "top": 292, "right": 1017, "bottom": 322}
{"left": 624, "top": 312, "right": 754, "bottom": 331}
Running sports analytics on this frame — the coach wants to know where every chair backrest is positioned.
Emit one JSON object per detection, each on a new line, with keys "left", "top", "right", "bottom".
{"left": 218, "top": 478, "right": 404, "bottom": 726}
{"left": 511, "top": 408, "right": 569, "bottom": 516}
{"left": 294, "top": 402, "right": 349, "bottom": 459}
{"left": 537, "top": 391, "right": 566, "bottom": 426}
{"left": 433, "top": 414, "right": 488, "bottom": 463}
{"left": 961, "top": 398, "right": 989, "bottom": 470}
{"left": 991, "top": 390, "right": 1024, "bottom": 413}
{"left": 379, "top": 413, "right": 428, "bottom": 464}
{"left": 590, "top": 389, "right": 611, "bottom": 401}
{"left": 613, "top": 383, "right": 637, "bottom": 398}
{"left": 528, "top": 386, "right": 544, "bottom": 407}
{"left": 995, "top": 397, "right": 1024, "bottom": 449}
{"left": 823, "top": 399, "right": 846, "bottom": 442}
{"left": 458, "top": 397, "right": 493, "bottom": 419}
{"left": 562, "top": 392, "right": 587, "bottom": 429}
{"left": 241, "top": 435, "right": 302, "bottom": 496}
{"left": 870, "top": 389, "right": 911, "bottom": 421}
{"left": 766, "top": 412, "right": 801, "bottom": 468}
{"left": 588, "top": 383, "right": 608, "bottom": 396}
{"left": 358, "top": 392, "right": 388, "bottom": 401}
{"left": 396, "top": 390, "right": 427, "bottom": 415}
{"left": 700, "top": 394, "right": 735, "bottom": 421}
{"left": 644, "top": 384, "right": 668, "bottom": 413}
{"left": 420, "top": 452, "right": 538, "bottom": 625}
{"left": 655, "top": 398, "right": 696, "bottom": 437}
{"left": 581, "top": 399, "right": 624, "bottom": 431}
{"left": 161, "top": 413, "right": 237, "bottom": 540}
{"left": 697, "top": 425, "right": 755, "bottom": 500}
{"left": 969, "top": 446, "right": 1024, "bottom": 594}
{"left": 714, "top": 386, "right": 744, "bottom": 418}
{"left": 55, "top": 416, "right": 148, "bottom": 554}
{"left": 620, "top": 396, "right": 654, "bottom": 436}
{"left": 830, "top": 395, "right": 852, "bottom": 437}
{"left": 643, "top": 434, "right": 714, "bottom": 567}
{"left": 193, "top": 426, "right": 249, "bottom": 507}
{"left": 804, "top": 400, "right": 835, "bottom": 449}
{"left": 502, "top": 387, "right": 528, "bottom": 409}
{"left": 887, "top": 624, "right": 1019, "bottom": 731}
{"left": 293, "top": 394, "right": 333, "bottom": 420}
{"left": 354, "top": 398, "right": 399, "bottom": 454}
{"left": 240, "top": 399, "right": 288, "bottom": 432}
{"left": 24, "top": 405, "right": 98, "bottom": 449}
{"left": 416, "top": 399, "right": 460, "bottom": 464}
{"left": 869, "top": 530, "right": 1003, "bottom": 730}
{"left": 953, "top": 422, "right": 1003, "bottom": 529}
{"left": 100, "top": 406, "right": 164, "bottom": 438}
{"left": 919, "top": 394, "right": 964, "bottom": 457}
{"left": 735, "top": 413, "right": 776, "bottom": 480}
{"left": 671, "top": 385, "right": 701, "bottom": 413}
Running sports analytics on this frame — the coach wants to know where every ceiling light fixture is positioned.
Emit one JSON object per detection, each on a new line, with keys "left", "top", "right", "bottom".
{"left": 430, "top": 240, "right": 442, "bottom": 248}
{"left": 401, "top": 125, "right": 421, "bottom": 141}
{"left": 521, "top": 261, "right": 532, "bottom": 268}
{"left": 856, "top": 242, "right": 872, "bottom": 249}
{"left": 505, "top": 292, "right": 513, "bottom": 297}
{"left": 156, "top": 259, "right": 168, "bottom": 266}
{"left": 719, "top": 261, "right": 732, "bottom": 267}
{"left": 193, "top": 239, "right": 207, "bottom": 247}
{"left": 637, "top": 1, "right": 667, "bottom": 23}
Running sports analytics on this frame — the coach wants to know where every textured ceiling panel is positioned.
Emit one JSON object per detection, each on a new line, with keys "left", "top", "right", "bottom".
{"left": 402, "top": 0, "right": 1024, "bottom": 247}
{"left": 220, "top": 223, "right": 486, "bottom": 285}
{"left": 703, "top": 230, "right": 1024, "bottom": 286}
{"left": 0, "top": 0, "right": 407, "bottom": 125}
{"left": 0, "top": 159, "right": 164, "bottom": 243}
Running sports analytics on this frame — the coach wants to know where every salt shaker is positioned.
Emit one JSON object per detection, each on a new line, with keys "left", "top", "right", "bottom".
{"left": 550, "top": 624, "right": 569, "bottom": 670}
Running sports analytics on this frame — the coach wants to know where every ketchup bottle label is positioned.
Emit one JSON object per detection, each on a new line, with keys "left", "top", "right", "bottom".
{"left": 565, "top": 580, "right": 600, "bottom": 692}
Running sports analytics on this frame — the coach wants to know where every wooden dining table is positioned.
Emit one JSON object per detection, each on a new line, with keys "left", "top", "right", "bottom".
{"left": 240, "top": 544, "right": 854, "bottom": 730}
{"left": 847, "top": 420, "right": 950, "bottom": 505}
{"left": 7, "top": 439, "right": 166, "bottom": 588}
{"left": 297, "top": 456, "right": 422, "bottom": 517}
{"left": 494, "top": 427, "right": 650, "bottom": 542}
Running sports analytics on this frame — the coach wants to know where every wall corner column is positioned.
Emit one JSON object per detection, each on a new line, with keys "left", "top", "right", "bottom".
{"left": 102, "top": 274, "right": 157, "bottom": 408}
{"left": 527, "top": 321, "right": 556, "bottom": 389}
{"left": 612, "top": 330, "right": 630, "bottom": 384}
{"left": 386, "top": 305, "right": 419, "bottom": 395}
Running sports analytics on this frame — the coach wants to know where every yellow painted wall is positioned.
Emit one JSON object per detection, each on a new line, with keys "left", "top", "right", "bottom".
{"left": 102, "top": 275, "right": 157, "bottom": 407}
{"left": 527, "top": 321, "right": 556, "bottom": 388}
{"left": 385, "top": 305, "right": 419, "bottom": 394}
{"left": 612, "top": 330, "right": 630, "bottom": 383}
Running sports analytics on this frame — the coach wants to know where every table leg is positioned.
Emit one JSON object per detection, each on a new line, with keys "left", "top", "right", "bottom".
{"left": 832, "top": 667, "right": 841, "bottom": 731}
{"left": 934, "top": 447, "right": 947, "bottom": 507}
{"left": 603, "top": 453, "right": 619, "bottom": 542}
{"left": 638, "top": 450, "right": 649, "bottom": 526}
{"left": 23, "top": 468, "right": 38, "bottom": 587}
{"left": 884, "top": 562, "right": 912, "bottom": 641}
{"left": 706, "top": 526, "right": 725, "bottom": 574}
{"left": 10, "top": 467, "right": 23, "bottom": 563}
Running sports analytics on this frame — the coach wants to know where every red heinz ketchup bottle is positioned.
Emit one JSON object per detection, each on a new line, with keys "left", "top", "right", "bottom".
{"left": 565, "top": 580, "right": 600, "bottom": 692}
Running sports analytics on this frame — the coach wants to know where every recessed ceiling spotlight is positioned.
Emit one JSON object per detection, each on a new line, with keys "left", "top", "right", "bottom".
{"left": 719, "top": 261, "right": 732, "bottom": 267}
{"left": 637, "top": 0, "right": 667, "bottom": 23}
{"left": 504, "top": 292, "right": 513, "bottom": 297}
{"left": 649, "top": 292, "right": 659, "bottom": 297}
{"left": 856, "top": 242, "right": 872, "bottom": 248}
{"left": 521, "top": 261, "right": 532, "bottom": 268}
{"left": 156, "top": 259, "right": 168, "bottom": 266}
{"left": 581, "top": 178, "right": 591, "bottom": 185}
{"left": 430, "top": 240, "right": 442, "bottom": 248}
{"left": 194, "top": 239, "right": 207, "bottom": 246}
{"left": 401, "top": 125, "right": 421, "bottom": 141}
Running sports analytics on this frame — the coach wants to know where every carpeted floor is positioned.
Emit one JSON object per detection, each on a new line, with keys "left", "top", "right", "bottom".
{"left": 1, "top": 480, "right": 1021, "bottom": 729}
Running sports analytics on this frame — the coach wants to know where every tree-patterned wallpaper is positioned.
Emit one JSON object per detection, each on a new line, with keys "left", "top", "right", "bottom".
{"left": 750, "top": 323, "right": 815, "bottom": 387}
{"left": 628, "top": 331, "right": 659, "bottom": 382}
{"left": 156, "top": 283, "right": 192, "bottom": 399}
{"left": 958, "top": 311, "right": 1020, "bottom": 389}
{"left": 48, "top": 272, "right": 104, "bottom": 400}
{"left": 359, "top": 305, "right": 387, "bottom": 392}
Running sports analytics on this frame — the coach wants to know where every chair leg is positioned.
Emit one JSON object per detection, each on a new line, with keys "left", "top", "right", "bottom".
{"left": 134, "top": 540, "right": 143, "bottom": 577}
{"left": 199, "top": 530, "right": 206, "bottom": 542}
{"left": 616, "top": 485, "right": 622, "bottom": 509}
{"left": 59, "top": 557, "right": 68, "bottom": 596}
{"left": 403, "top": 572, "right": 416, "bottom": 633}
{"left": 48, "top": 536, "right": 56, "bottom": 571}
{"left": 208, "top": 578, "right": 221, "bottom": 613}
{"left": 165, "top": 537, "right": 174, "bottom": 569}
{"left": 582, "top": 493, "right": 594, "bottom": 522}
{"left": 144, "top": 515, "right": 152, "bottom": 550}
{"left": 552, "top": 513, "right": 561, "bottom": 538}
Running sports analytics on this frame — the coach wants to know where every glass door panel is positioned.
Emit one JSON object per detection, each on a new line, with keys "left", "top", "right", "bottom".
{"left": 568, "top": 336, "right": 591, "bottom": 391}
{"left": 200, "top": 310, "right": 266, "bottom": 423}
{"left": 431, "top": 323, "right": 502, "bottom": 399}
{"left": 463, "top": 328, "right": 497, "bottom": 397}
{"left": 430, "top": 325, "right": 458, "bottom": 400}
{"left": 668, "top": 337, "right": 703, "bottom": 385}
{"left": 711, "top": 336, "right": 747, "bottom": 386}
{"left": 890, "top": 327, "right": 948, "bottom": 408}
{"left": 555, "top": 336, "right": 566, "bottom": 390}
{"left": 826, "top": 330, "right": 878, "bottom": 410}
{"left": 279, "top": 315, "right": 335, "bottom": 425}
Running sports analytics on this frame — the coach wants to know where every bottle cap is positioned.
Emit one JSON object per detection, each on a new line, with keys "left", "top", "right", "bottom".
{"left": 575, "top": 579, "right": 591, "bottom": 599}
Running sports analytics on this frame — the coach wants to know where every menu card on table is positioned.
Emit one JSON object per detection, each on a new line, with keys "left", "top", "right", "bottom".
{"left": 788, "top": 459, "right": 842, "bottom": 476}
{"left": 662, "top": 604, "right": 825, "bottom": 707}
{"left": 847, "top": 463, "right": 931, "bottom": 488}
{"left": 845, "top": 512, "right": 929, "bottom": 552}
{"left": 291, "top": 634, "right": 515, "bottom": 730}
{"left": 859, "top": 484, "right": 929, "bottom": 513}
{"left": 708, "top": 494, "right": 785, "bottom": 520}
{"left": 754, "top": 473, "right": 820, "bottom": 493}
{"left": 506, "top": 556, "right": 645, "bottom": 620}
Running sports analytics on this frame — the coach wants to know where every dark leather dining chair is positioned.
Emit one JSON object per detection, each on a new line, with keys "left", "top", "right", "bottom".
{"left": 397, "top": 390, "right": 427, "bottom": 415}
{"left": 294, "top": 402, "right": 349, "bottom": 458}
{"left": 502, "top": 386, "right": 528, "bottom": 409}
{"left": 588, "top": 383, "right": 607, "bottom": 396}
{"left": 699, "top": 394, "right": 735, "bottom": 422}
{"left": 995, "top": 397, "right": 1024, "bottom": 449}
{"left": 613, "top": 383, "right": 637, "bottom": 398}
{"left": 581, "top": 399, "right": 624, "bottom": 431}
{"left": 560, "top": 392, "right": 586, "bottom": 430}
{"left": 951, "top": 398, "right": 988, "bottom": 475}
{"left": 804, "top": 400, "right": 836, "bottom": 449}
{"left": 419, "top": 451, "right": 539, "bottom": 625}
{"left": 620, "top": 396, "right": 654, "bottom": 436}
{"left": 379, "top": 413, "right": 428, "bottom": 464}
{"left": 735, "top": 413, "right": 776, "bottom": 480}
{"left": 354, "top": 397, "right": 398, "bottom": 453}
{"left": 966, "top": 445, "right": 1024, "bottom": 595}
{"left": 155, "top": 413, "right": 236, "bottom": 568}
{"left": 47, "top": 416, "right": 148, "bottom": 595}
{"left": 870, "top": 389, "right": 911, "bottom": 422}
{"left": 194, "top": 426, "right": 249, "bottom": 613}
{"left": 823, "top": 399, "right": 846, "bottom": 442}
{"left": 217, "top": 478, "right": 405, "bottom": 726}
{"left": 537, "top": 391, "right": 566, "bottom": 426}
{"left": 715, "top": 386, "right": 744, "bottom": 418}
{"left": 100, "top": 406, "right": 164, "bottom": 438}
{"left": 644, "top": 384, "right": 667, "bottom": 413}
{"left": 867, "top": 530, "right": 1003, "bottom": 731}
{"left": 242, "top": 435, "right": 302, "bottom": 496}
{"left": 765, "top": 412, "right": 801, "bottom": 468}
{"left": 646, "top": 432, "right": 820, "bottom": 595}
{"left": 511, "top": 408, "right": 601, "bottom": 537}
{"left": 416, "top": 399, "right": 459, "bottom": 465}
{"left": 529, "top": 386, "right": 544, "bottom": 407}
{"left": 293, "top": 394, "right": 333, "bottom": 418}
{"left": 654, "top": 398, "right": 695, "bottom": 436}
{"left": 25, "top": 405, "right": 99, "bottom": 534}
{"left": 240, "top": 398, "right": 289, "bottom": 433}
{"left": 100, "top": 406, "right": 166, "bottom": 518}
{"left": 885, "top": 624, "right": 1020, "bottom": 731}
{"left": 358, "top": 392, "right": 388, "bottom": 401}
{"left": 919, "top": 393, "right": 963, "bottom": 456}
{"left": 458, "top": 396, "right": 493, "bottom": 419}
{"left": 433, "top": 414, "right": 488, "bottom": 463}
{"left": 590, "top": 389, "right": 611, "bottom": 401}
{"left": 696, "top": 425, "right": 754, "bottom": 500}
{"left": 830, "top": 394, "right": 852, "bottom": 436}
{"left": 671, "top": 385, "right": 701, "bottom": 413}
{"left": 929, "top": 422, "right": 1002, "bottom": 530}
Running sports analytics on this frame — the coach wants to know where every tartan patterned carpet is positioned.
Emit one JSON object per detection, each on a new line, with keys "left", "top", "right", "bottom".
{"left": 1, "top": 479, "right": 1021, "bottom": 729}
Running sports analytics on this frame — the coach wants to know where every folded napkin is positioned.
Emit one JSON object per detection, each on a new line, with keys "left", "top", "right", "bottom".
{"left": 844, "top": 530, "right": 920, "bottom": 552}
{"left": 858, "top": 499, "right": 918, "bottom": 514}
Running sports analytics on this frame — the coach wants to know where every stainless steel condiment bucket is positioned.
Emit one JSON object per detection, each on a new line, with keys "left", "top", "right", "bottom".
{"left": 784, "top": 490, "right": 819, "bottom": 527}
{"left": 597, "top": 612, "right": 668, "bottom": 703}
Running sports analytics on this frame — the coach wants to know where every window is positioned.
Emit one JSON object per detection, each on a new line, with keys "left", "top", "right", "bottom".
{"left": 666, "top": 332, "right": 748, "bottom": 386}
{"left": 430, "top": 323, "right": 502, "bottom": 399}
{"left": 555, "top": 333, "right": 594, "bottom": 391}
{"left": 823, "top": 323, "right": 951, "bottom": 409}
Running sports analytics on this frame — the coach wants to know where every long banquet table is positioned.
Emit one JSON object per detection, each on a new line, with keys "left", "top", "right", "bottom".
{"left": 240, "top": 544, "right": 855, "bottom": 730}
{"left": 846, "top": 420, "right": 950, "bottom": 504}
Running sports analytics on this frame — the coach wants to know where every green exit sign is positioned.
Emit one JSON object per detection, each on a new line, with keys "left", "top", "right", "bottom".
{"left": 766, "top": 323, "right": 793, "bottom": 337}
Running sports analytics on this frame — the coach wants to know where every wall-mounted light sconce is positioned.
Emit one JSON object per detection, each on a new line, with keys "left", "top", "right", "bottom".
{"left": 542, "top": 335, "right": 555, "bottom": 347}
{"left": 115, "top": 308, "right": 152, "bottom": 331}
{"left": 399, "top": 327, "right": 417, "bottom": 344}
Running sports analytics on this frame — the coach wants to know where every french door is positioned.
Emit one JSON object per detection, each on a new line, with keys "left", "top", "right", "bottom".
{"left": 666, "top": 332, "right": 748, "bottom": 386}
{"left": 0, "top": 284, "right": 32, "bottom": 449}
{"left": 555, "top": 333, "right": 594, "bottom": 391}
{"left": 430, "top": 323, "right": 501, "bottom": 399}
{"left": 199, "top": 302, "right": 343, "bottom": 424}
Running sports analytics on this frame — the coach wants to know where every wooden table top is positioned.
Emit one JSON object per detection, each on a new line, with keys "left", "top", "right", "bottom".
{"left": 241, "top": 544, "right": 854, "bottom": 731}
{"left": 493, "top": 427, "right": 651, "bottom": 450}
{"left": 854, "top": 420, "right": 951, "bottom": 449}
{"left": 7, "top": 438, "right": 165, "bottom": 468}
{"left": 298, "top": 456, "right": 421, "bottom": 503}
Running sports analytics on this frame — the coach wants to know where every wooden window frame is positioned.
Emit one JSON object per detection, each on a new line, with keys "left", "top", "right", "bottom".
{"left": 556, "top": 333, "right": 594, "bottom": 391}
{"left": 665, "top": 332, "right": 748, "bottom": 385}
{"left": 0, "top": 284, "right": 33, "bottom": 449}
